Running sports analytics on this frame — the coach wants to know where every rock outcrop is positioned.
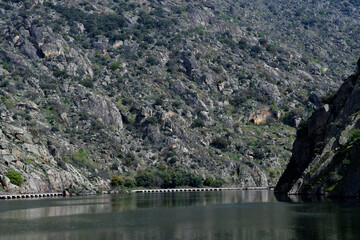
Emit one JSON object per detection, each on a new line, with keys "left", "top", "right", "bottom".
{"left": 248, "top": 108, "right": 281, "bottom": 125}
{"left": 276, "top": 59, "right": 360, "bottom": 197}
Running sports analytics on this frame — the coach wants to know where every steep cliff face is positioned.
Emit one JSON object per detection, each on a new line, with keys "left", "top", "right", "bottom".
{"left": 276, "top": 60, "right": 360, "bottom": 197}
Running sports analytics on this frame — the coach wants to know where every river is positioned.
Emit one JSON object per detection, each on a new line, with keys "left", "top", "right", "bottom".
{"left": 0, "top": 190, "right": 359, "bottom": 240}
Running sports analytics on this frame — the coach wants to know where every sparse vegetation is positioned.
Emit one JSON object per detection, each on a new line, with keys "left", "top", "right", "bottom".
{"left": 6, "top": 170, "right": 23, "bottom": 186}
{"left": 0, "top": 0, "right": 359, "bottom": 195}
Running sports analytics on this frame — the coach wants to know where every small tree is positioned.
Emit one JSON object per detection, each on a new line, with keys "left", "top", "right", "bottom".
{"left": 124, "top": 177, "right": 136, "bottom": 188}
{"left": 6, "top": 170, "right": 23, "bottom": 186}
{"left": 110, "top": 61, "right": 121, "bottom": 70}
{"left": 211, "top": 137, "right": 230, "bottom": 149}
{"left": 204, "top": 177, "right": 213, "bottom": 187}
{"left": 111, "top": 175, "right": 125, "bottom": 187}
{"left": 191, "top": 118, "right": 205, "bottom": 128}
{"left": 250, "top": 45, "right": 262, "bottom": 57}
{"left": 3, "top": 60, "right": 8, "bottom": 69}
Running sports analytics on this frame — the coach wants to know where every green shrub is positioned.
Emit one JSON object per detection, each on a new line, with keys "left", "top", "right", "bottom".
{"left": 80, "top": 79, "right": 94, "bottom": 88}
{"left": 135, "top": 168, "right": 202, "bottom": 188}
{"left": 168, "top": 156, "right": 177, "bottom": 165}
{"left": 210, "top": 137, "right": 230, "bottom": 149}
{"left": 111, "top": 175, "right": 125, "bottom": 187}
{"left": 135, "top": 169, "right": 157, "bottom": 188}
{"left": 154, "top": 97, "right": 164, "bottom": 106}
{"left": 259, "top": 38, "right": 268, "bottom": 46}
{"left": 231, "top": 95, "right": 247, "bottom": 107}
{"left": 123, "top": 152, "right": 136, "bottom": 167}
{"left": 350, "top": 129, "right": 360, "bottom": 143}
{"left": 110, "top": 61, "right": 121, "bottom": 70}
{"left": 2, "top": 60, "right": 8, "bottom": 69}
{"left": 191, "top": 118, "right": 205, "bottom": 128}
{"left": 146, "top": 56, "right": 159, "bottom": 66}
{"left": 203, "top": 177, "right": 213, "bottom": 186}
{"left": 212, "top": 180, "right": 224, "bottom": 187}
{"left": 72, "top": 149, "right": 88, "bottom": 164}
{"left": 266, "top": 45, "right": 276, "bottom": 52}
{"left": 145, "top": 116, "right": 158, "bottom": 125}
{"left": 238, "top": 39, "right": 247, "bottom": 49}
{"left": 6, "top": 170, "right": 23, "bottom": 186}
{"left": 320, "top": 67, "right": 325, "bottom": 74}
{"left": 250, "top": 45, "right": 262, "bottom": 57}
{"left": 51, "top": 6, "right": 127, "bottom": 39}
{"left": 111, "top": 162, "right": 119, "bottom": 170}
{"left": 311, "top": 58, "right": 318, "bottom": 63}
{"left": 124, "top": 177, "right": 137, "bottom": 188}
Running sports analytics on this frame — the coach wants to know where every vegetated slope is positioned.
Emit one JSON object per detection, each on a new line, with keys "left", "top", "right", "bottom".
{"left": 276, "top": 59, "right": 360, "bottom": 197}
{"left": 0, "top": 0, "right": 359, "bottom": 194}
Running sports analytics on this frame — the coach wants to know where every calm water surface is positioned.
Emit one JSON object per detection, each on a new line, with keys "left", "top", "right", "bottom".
{"left": 0, "top": 190, "right": 359, "bottom": 240}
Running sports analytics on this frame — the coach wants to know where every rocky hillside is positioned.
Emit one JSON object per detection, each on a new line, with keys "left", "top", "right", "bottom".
{"left": 276, "top": 59, "right": 360, "bottom": 197}
{"left": 0, "top": 0, "right": 359, "bottom": 194}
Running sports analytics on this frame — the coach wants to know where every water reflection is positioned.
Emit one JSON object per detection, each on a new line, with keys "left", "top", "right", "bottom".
{"left": 274, "top": 192, "right": 327, "bottom": 203}
{"left": 0, "top": 190, "right": 360, "bottom": 240}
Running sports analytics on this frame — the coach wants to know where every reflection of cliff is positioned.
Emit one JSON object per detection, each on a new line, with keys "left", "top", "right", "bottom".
{"left": 248, "top": 109, "right": 281, "bottom": 125}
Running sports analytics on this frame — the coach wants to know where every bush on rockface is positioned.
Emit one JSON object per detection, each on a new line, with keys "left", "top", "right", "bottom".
{"left": 203, "top": 177, "right": 223, "bottom": 187}
{"left": 349, "top": 129, "right": 360, "bottom": 143}
{"left": 203, "top": 177, "right": 213, "bottom": 186}
{"left": 124, "top": 177, "right": 137, "bottom": 188}
{"left": 111, "top": 175, "right": 125, "bottom": 187}
{"left": 191, "top": 118, "right": 205, "bottom": 128}
{"left": 6, "top": 170, "right": 23, "bottom": 186}
{"left": 72, "top": 149, "right": 88, "bottom": 164}
{"left": 211, "top": 137, "right": 230, "bottom": 150}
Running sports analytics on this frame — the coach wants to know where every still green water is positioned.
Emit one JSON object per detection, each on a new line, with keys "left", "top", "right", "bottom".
{"left": 0, "top": 190, "right": 359, "bottom": 240}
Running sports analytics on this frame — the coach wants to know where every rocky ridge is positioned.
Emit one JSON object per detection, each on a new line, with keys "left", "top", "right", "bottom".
{"left": 0, "top": 0, "right": 359, "bottom": 194}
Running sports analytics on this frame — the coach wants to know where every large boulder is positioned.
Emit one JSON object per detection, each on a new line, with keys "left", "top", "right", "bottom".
{"left": 181, "top": 52, "right": 198, "bottom": 77}
{"left": 257, "top": 81, "right": 280, "bottom": 102}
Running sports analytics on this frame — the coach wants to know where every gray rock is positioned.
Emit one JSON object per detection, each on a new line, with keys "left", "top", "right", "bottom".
{"left": 72, "top": 85, "right": 123, "bottom": 130}
{"left": 0, "top": 51, "right": 30, "bottom": 69}
{"left": 171, "top": 80, "right": 186, "bottom": 95}
{"left": 24, "top": 18, "right": 31, "bottom": 30}
{"left": 308, "top": 92, "right": 321, "bottom": 107}
{"left": 181, "top": 53, "right": 198, "bottom": 77}
{"left": 257, "top": 81, "right": 280, "bottom": 102}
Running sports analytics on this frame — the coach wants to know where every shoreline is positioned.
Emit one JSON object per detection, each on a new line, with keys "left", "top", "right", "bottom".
{"left": 0, "top": 187, "right": 275, "bottom": 200}
{"left": 0, "top": 192, "right": 63, "bottom": 200}
{"left": 131, "top": 186, "right": 274, "bottom": 193}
